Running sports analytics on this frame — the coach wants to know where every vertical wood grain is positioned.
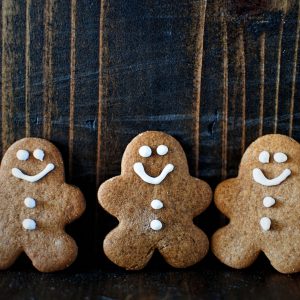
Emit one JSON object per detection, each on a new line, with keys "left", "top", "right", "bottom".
{"left": 259, "top": 32, "right": 265, "bottom": 136}
{"left": 238, "top": 25, "right": 246, "bottom": 155}
{"left": 274, "top": 15, "right": 285, "bottom": 133}
{"left": 276, "top": 5, "right": 298, "bottom": 135}
{"left": 25, "top": 0, "right": 31, "bottom": 137}
{"left": 225, "top": 18, "right": 248, "bottom": 177}
{"left": 1, "top": 0, "right": 13, "bottom": 153}
{"left": 194, "top": 0, "right": 207, "bottom": 177}
{"left": 289, "top": 1, "right": 300, "bottom": 136}
{"left": 42, "top": 0, "right": 54, "bottom": 140}
{"left": 96, "top": 0, "right": 105, "bottom": 187}
{"left": 69, "top": 0, "right": 76, "bottom": 178}
{"left": 221, "top": 13, "right": 228, "bottom": 179}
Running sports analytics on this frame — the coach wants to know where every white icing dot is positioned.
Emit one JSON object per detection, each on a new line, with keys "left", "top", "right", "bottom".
{"left": 16, "top": 150, "right": 29, "bottom": 161}
{"left": 24, "top": 197, "right": 36, "bottom": 208}
{"left": 33, "top": 149, "right": 44, "bottom": 161}
{"left": 55, "top": 239, "right": 62, "bottom": 247}
{"left": 150, "top": 220, "right": 163, "bottom": 231}
{"left": 138, "top": 145, "right": 152, "bottom": 158}
{"left": 274, "top": 152, "right": 287, "bottom": 163}
{"left": 263, "top": 196, "right": 275, "bottom": 208}
{"left": 22, "top": 219, "right": 36, "bottom": 230}
{"left": 260, "top": 217, "right": 271, "bottom": 231}
{"left": 156, "top": 145, "right": 168, "bottom": 156}
{"left": 151, "top": 199, "right": 164, "bottom": 210}
{"left": 258, "top": 151, "right": 270, "bottom": 164}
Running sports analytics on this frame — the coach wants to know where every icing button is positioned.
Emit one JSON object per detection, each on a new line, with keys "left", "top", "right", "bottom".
{"left": 263, "top": 196, "right": 275, "bottom": 208}
{"left": 150, "top": 220, "right": 163, "bottom": 231}
{"left": 24, "top": 197, "right": 36, "bottom": 208}
{"left": 260, "top": 217, "right": 271, "bottom": 231}
{"left": 22, "top": 219, "right": 36, "bottom": 230}
{"left": 151, "top": 199, "right": 163, "bottom": 210}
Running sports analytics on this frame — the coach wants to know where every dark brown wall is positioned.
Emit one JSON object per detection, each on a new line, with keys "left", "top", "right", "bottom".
{"left": 1, "top": 0, "right": 299, "bottom": 268}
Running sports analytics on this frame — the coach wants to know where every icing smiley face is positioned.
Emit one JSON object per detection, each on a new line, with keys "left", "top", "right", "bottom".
{"left": 121, "top": 132, "right": 190, "bottom": 185}
{"left": 134, "top": 144, "right": 174, "bottom": 185}
{"left": 12, "top": 148, "right": 55, "bottom": 183}
{"left": 253, "top": 151, "right": 291, "bottom": 186}
{"left": 0, "top": 138, "right": 65, "bottom": 184}
{"left": 13, "top": 148, "right": 54, "bottom": 183}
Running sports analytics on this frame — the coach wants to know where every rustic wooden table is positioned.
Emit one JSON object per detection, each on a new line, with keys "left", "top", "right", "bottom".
{"left": 2, "top": 256, "right": 300, "bottom": 300}
{"left": 1, "top": 0, "right": 300, "bottom": 298}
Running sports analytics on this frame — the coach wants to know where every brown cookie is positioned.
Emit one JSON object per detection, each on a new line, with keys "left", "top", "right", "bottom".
{"left": 98, "top": 131, "right": 212, "bottom": 270}
{"left": 212, "top": 134, "right": 300, "bottom": 273}
{"left": 0, "top": 138, "right": 85, "bottom": 272}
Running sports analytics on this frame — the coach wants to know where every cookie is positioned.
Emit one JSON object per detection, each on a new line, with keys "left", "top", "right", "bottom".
{"left": 0, "top": 138, "right": 85, "bottom": 272}
{"left": 98, "top": 131, "right": 212, "bottom": 270}
{"left": 212, "top": 134, "right": 300, "bottom": 273}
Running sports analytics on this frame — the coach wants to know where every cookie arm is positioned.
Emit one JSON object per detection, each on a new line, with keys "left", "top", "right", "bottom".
{"left": 214, "top": 178, "right": 238, "bottom": 216}
{"left": 61, "top": 184, "right": 86, "bottom": 223}
{"left": 190, "top": 178, "right": 212, "bottom": 216}
{"left": 98, "top": 176, "right": 126, "bottom": 216}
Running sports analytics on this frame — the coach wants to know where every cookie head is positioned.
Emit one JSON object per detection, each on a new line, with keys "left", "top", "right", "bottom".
{"left": 1, "top": 138, "right": 65, "bottom": 183}
{"left": 239, "top": 134, "right": 300, "bottom": 186}
{"left": 121, "top": 131, "right": 189, "bottom": 184}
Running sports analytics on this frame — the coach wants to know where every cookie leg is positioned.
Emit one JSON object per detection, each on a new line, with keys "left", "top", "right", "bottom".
{"left": 211, "top": 225, "right": 259, "bottom": 269}
{"left": 24, "top": 232, "right": 77, "bottom": 272}
{"left": 157, "top": 226, "right": 209, "bottom": 268}
{"left": 264, "top": 239, "right": 300, "bottom": 274}
{"left": 104, "top": 226, "right": 154, "bottom": 270}
{"left": 0, "top": 239, "right": 22, "bottom": 269}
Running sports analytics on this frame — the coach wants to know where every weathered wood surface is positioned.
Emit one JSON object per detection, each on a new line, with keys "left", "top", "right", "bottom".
{"left": 2, "top": 263, "right": 300, "bottom": 300}
{"left": 0, "top": 0, "right": 300, "bottom": 269}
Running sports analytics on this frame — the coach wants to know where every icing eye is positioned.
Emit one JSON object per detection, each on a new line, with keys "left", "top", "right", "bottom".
{"left": 258, "top": 151, "right": 270, "bottom": 164}
{"left": 274, "top": 152, "right": 287, "bottom": 163}
{"left": 156, "top": 145, "right": 168, "bottom": 156}
{"left": 33, "top": 149, "right": 45, "bottom": 161}
{"left": 16, "top": 150, "right": 29, "bottom": 161}
{"left": 139, "top": 145, "right": 152, "bottom": 158}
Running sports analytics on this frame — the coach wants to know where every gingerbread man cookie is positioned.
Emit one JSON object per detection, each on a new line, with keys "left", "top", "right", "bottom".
{"left": 212, "top": 134, "right": 300, "bottom": 273}
{"left": 98, "top": 131, "right": 212, "bottom": 270}
{"left": 0, "top": 138, "right": 85, "bottom": 272}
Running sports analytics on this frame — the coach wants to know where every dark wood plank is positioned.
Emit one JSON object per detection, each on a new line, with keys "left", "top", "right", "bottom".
{"left": 70, "top": 0, "right": 100, "bottom": 265}
{"left": 198, "top": 3, "right": 225, "bottom": 181}
{"left": 289, "top": 3, "right": 300, "bottom": 136}
{"left": 25, "top": 0, "right": 45, "bottom": 138}
{"left": 1, "top": 0, "right": 26, "bottom": 154}
{"left": 98, "top": 0, "right": 207, "bottom": 182}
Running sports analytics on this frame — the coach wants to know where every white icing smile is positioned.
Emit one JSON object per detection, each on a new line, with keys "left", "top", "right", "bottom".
{"left": 12, "top": 163, "right": 55, "bottom": 183}
{"left": 133, "top": 162, "right": 174, "bottom": 185}
{"left": 252, "top": 168, "right": 291, "bottom": 186}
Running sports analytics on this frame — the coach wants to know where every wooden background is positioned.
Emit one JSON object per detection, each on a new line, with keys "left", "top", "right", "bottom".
{"left": 1, "top": 0, "right": 300, "bottom": 268}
